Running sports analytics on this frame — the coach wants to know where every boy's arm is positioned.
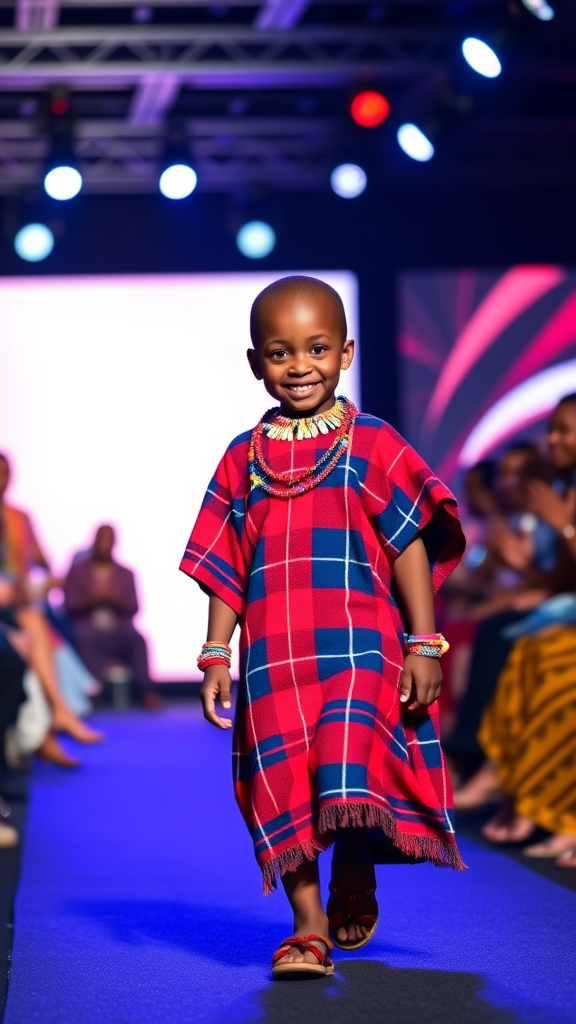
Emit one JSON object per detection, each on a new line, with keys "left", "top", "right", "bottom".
{"left": 392, "top": 536, "right": 443, "bottom": 712}
{"left": 201, "top": 594, "right": 239, "bottom": 729}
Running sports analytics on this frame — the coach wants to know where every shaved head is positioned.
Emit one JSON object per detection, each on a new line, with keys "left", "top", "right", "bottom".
{"left": 250, "top": 276, "right": 347, "bottom": 348}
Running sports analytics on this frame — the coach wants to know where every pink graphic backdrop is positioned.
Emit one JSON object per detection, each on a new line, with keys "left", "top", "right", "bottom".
{"left": 398, "top": 266, "right": 576, "bottom": 489}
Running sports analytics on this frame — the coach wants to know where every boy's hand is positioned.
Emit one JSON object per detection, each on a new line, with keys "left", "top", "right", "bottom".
{"left": 201, "top": 665, "right": 233, "bottom": 729}
{"left": 399, "top": 653, "right": 442, "bottom": 712}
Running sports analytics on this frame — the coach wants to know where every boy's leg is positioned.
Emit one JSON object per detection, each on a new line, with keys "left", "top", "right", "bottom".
{"left": 276, "top": 859, "right": 329, "bottom": 965}
{"left": 329, "top": 827, "right": 378, "bottom": 945}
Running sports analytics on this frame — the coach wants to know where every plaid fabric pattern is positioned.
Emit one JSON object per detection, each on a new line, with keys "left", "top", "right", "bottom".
{"left": 181, "top": 413, "right": 466, "bottom": 892}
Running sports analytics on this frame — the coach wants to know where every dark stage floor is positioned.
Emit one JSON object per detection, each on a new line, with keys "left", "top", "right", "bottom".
{"left": 3, "top": 705, "right": 576, "bottom": 1024}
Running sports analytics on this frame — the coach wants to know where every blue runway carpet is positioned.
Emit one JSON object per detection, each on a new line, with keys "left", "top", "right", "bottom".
{"left": 4, "top": 704, "right": 576, "bottom": 1024}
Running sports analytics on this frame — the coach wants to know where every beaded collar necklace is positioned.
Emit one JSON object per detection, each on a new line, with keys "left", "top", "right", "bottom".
{"left": 262, "top": 395, "right": 348, "bottom": 442}
{"left": 249, "top": 396, "right": 356, "bottom": 498}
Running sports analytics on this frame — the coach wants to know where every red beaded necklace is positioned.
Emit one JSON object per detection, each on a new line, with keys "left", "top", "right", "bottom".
{"left": 248, "top": 398, "right": 356, "bottom": 498}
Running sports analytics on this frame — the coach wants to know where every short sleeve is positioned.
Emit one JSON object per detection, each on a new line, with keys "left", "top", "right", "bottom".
{"left": 179, "top": 446, "right": 249, "bottom": 617}
{"left": 364, "top": 423, "right": 465, "bottom": 593}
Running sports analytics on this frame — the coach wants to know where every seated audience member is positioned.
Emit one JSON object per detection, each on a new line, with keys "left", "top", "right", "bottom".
{"left": 65, "top": 525, "right": 160, "bottom": 709}
{"left": 442, "top": 460, "right": 498, "bottom": 610}
{"left": 452, "top": 395, "right": 576, "bottom": 812}
{"left": 0, "top": 625, "right": 26, "bottom": 847}
{"left": 477, "top": 622, "right": 576, "bottom": 864}
{"left": 0, "top": 449, "right": 98, "bottom": 706}
{"left": 480, "top": 443, "right": 558, "bottom": 604}
{"left": 435, "top": 461, "right": 497, "bottom": 730}
{"left": 446, "top": 440, "right": 575, "bottom": 788}
{"left": 0, "top": 453, "right": 103, "bottom": 749}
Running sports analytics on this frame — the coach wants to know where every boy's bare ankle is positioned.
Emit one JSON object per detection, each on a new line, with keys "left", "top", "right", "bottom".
{"left": 293, "top": 910, "right": 329, "bottom": 936}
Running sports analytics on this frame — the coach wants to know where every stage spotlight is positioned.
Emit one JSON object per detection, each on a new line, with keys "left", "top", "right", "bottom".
{"left": 330, "top": 163, "right": 367, "bottom": 199}
{"left": 44, "top": 165, "right": 82, "bottom": 200}
{"left": 14, "top": 223, "right": 55, "bottom": 262}
{"left": 350, "top": 90, "right": 390, "bottom": 128}
{"left": 236, "top": 221, "right": 276, "bottom": 259}
{"left": 462, "top": 38, "right": 502, "bottom": 78}
{"left": 159, "top": 163, "right": 197, "bottom": 200}
{"left": 521, "top": 0, "right": 554, "bottom": 19}
{"left": 397, "top": 124, "right": 434, "bottom": 162}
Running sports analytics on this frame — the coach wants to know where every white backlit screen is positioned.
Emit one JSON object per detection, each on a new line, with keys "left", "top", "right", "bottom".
{"left": 0, "top": 272, "right": 360, "bottom": 680}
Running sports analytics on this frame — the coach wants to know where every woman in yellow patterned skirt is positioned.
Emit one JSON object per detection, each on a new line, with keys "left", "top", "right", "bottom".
{"left": 479, "top": 623, "right": 576, "bottom": 867}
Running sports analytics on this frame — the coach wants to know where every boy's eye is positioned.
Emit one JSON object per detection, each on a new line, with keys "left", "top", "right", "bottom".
{"left": 311, "top": 345, "right": 327, "bottom": 355}
{"left": 269, "top": 349, "right": 288, "bottom": 359}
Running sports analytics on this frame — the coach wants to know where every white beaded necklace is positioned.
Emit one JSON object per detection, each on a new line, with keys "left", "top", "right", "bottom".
{"left": 262, "top": 396, "right": 347, "bottom": 441}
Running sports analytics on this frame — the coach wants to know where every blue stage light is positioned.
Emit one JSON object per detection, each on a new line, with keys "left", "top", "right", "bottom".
{"left": 236, "top": 221, "right": 276, "bottom": 259}
{"left": 397, "top": 124, "right": 434, "bottom": 162}
{"left": 159, "top": 163, "right": 197, "bottom": 199}
{"left": 462, "top": 38, "right": 502, "bottom": 78}
{"left": 330, "top": 163, "right": 367, "bottom": 199}
{"left": 14, "top": 223, "right": 55, "bottom": 262}
{"left": 521, "top": 0, "right": 554, "bottom": 18}
{"left": 44, "top": 165, "right": 83, "bottom": 200}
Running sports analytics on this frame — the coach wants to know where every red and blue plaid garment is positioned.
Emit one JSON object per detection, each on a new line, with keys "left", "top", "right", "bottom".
{"left": 181, "top": 412, "right": 466, "bottom": 893}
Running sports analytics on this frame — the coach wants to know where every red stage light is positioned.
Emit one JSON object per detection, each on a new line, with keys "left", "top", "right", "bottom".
{"left": 50, "top": 98, "right": 70, "bottom": 116}
{"left": 350, "top": 91, "right": 390, "bottom": 128}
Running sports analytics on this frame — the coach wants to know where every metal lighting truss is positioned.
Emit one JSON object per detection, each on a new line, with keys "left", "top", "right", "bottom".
{"left": 0, "top": 26, "right": 449, "bottom": 85}
{"left": 0, "top": 21, "right": 573, "bottom": 192}
{"left": 0, "top": 25, "right": 449, "bottom": 192}
{"left": 0, "top": 116, "right": 339, "bottom": 191}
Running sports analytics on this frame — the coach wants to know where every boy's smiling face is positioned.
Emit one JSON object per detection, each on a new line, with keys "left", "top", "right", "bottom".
{"left": 247, "top": 290, "right": 354, "bottom": 418}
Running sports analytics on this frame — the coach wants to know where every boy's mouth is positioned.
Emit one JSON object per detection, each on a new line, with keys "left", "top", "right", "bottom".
{"left": 283, "top": 382, "right": 321, "bottom": 396}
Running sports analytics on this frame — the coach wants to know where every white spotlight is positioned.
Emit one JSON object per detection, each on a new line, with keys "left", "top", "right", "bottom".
{"left": 159, "top": 164, "right": 197, "bottom": 200}
{"left": 462, "top": 38, "right": 502, "bottom": 78}
{"left": 236, "top": 221, "right": 276, "bottom": 259}
{"left": 44, "top": 165, "right": 83, "bottom": 201}
{"left": 521, "top": 0, "right": 554, "bottom": 18}
{"left": 14, "top": 223, "right": 55, "bottom": 262}
{"left": 330, "top": 163, "right": 367, "bottom": 199}
{"left": 397, "top": 124, "right": 434, "bottom": 162}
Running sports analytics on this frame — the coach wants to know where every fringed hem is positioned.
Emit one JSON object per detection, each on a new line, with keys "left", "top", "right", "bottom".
{"left": 260, "top": 800, "right": 466, "bottom": 894}
{"left": 262, "top": 837, "right": 328, "bottom": 896}
{"left": 320, "top": 802, "right": 466, "bottom": 872}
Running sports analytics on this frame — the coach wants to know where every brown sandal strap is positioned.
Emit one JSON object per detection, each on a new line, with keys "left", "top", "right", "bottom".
{"left": 328, "top": 882, "right": 376, "bottom": 907}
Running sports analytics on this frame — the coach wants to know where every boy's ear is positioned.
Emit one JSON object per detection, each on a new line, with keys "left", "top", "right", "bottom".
{"left": 247, "top": 347, "right": 263, "bottom": 380}
{"left": 341, "top": 338, "right": 355, "bottom": 370}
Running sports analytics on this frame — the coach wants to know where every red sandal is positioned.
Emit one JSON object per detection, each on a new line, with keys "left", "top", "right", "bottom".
{"left": 272, "top": 934, "right": 335, "bottom": 978}
{"left": 327, "top": 882, "right": 378, "bottom": 950}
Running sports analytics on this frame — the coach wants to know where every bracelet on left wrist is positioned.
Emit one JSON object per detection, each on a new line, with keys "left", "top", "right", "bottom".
{"left": 404, "top": 633, "right": 450, "bottom": 658}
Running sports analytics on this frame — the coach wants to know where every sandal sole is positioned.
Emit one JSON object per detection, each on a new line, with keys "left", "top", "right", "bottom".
{"left": 272, "top": 963, "right": 334, "bottom": 978}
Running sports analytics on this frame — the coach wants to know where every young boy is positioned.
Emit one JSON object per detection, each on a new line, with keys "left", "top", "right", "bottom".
{"left": 180, "top": 276, "right": 465, "bottom": 978}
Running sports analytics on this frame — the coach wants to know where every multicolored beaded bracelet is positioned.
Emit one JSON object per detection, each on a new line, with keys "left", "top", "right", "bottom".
{"left": 405, "top": 633, "right": 450, "bottom": 658}
{"left": 197, "top": 641, "right": 232, "bottom": 671}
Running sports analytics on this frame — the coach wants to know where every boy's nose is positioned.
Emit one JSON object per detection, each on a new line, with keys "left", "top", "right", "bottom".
{"left": 288, "top": 357, "right": 313, "bottom": 375}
